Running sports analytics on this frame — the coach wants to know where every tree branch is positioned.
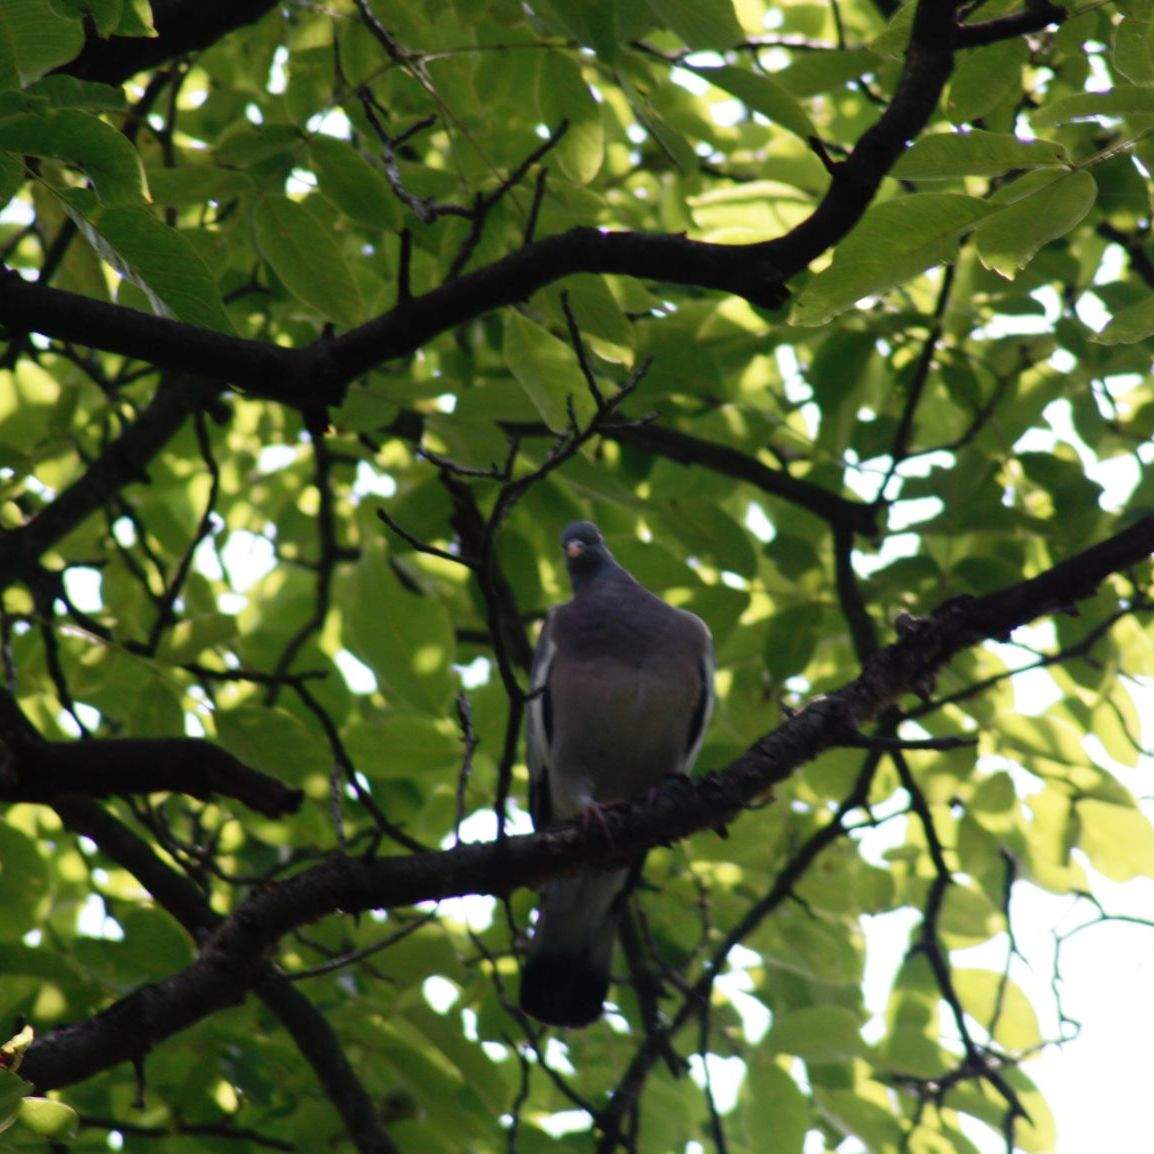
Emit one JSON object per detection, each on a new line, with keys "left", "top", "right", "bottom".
{"left": 391, "top": 409, "right": 881, "bottom": 536}
{"left": 0, "top": 689, "right": 302, "bottom": 818}
{"left": 51, "top": 798, "right": 399, "bottom": 1154}
{"left": 21, "top": 510, "right": 1154, "bottom": 1092}
{"left": 3, "top": 0, "right": 967, "bottom": 416}
{"left": 59, "top": 0, "right": 280, "bottom": 86}
{"left": 954, "top": 2, "right": 1066, "bottom": 49}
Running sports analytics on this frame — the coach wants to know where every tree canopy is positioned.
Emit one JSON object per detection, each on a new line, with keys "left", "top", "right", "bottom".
{"left": 2, "top": 0, "right": 1154, "bottom": 1151}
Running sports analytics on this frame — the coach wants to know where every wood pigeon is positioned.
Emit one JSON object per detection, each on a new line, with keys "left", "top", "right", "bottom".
{"left": 519, "top": 521, "right": 714, "bottom": 1028}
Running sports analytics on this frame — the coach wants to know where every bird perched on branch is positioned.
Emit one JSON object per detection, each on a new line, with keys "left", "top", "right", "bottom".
{"left": 520, "top": 521, "right": 714, "bottom": 1028}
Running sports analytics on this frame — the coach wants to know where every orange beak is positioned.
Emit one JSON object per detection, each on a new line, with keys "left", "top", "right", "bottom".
{"left": 565, "top": 540, "right": 586, "bottom": 558}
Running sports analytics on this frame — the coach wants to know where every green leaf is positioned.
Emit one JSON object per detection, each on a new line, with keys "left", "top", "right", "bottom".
{"left": 792, "top": 193, "right": 991, "bottom": 325}
{"left": 114, "top": 0, "right": 155, "bottom": 37}
{"left": 50, "top": 0, "right": 123, "bottom": 38}
{"left": 0, "top": 108, "right": 147, "bottom": 204}
{"left": 1091, "top": 292, "right": 1154, "bottom": 344}
{"left": 892, "top": 130, "right": 1066, "bottom": 179}
{"left": 0, "top": 150, "right": 22, "bottom": 208}
{"left": 253, "top": 194, "right": 364, "bottom": 327}
{"left": 343, "top": 715, "right": 461, "bottom": 781}
{"left": 948, "top": 38, "right": 1029, "bottom": 124}
{"left": 119, "top": 907, "right": 195, "bottom": 975}
{"left": 1114, "top": 9, "right": 1154, "bottom": 85}
{"left": 532, "top": 0, "right": 619, "bottom": 60}
{"left": 156, "top": 612, "right": 237, "bottom": 663}
{"left": 310, "top": 134, "right": 397, "bottom": 229}
{"left": 644, "top": 0, "right": 745, "bottom": 50}
{"left": 74, "top": 205, "right": 236, "bottom": 331}
{"left": 816, "top": 1090, "right": 905, "bottom": 1152}
{"left": 23, "top": 74, "right": 125, "bottom": 111}
{"left": 124, "top": 675, "right": 184, "bottom": 736}
{"left": 0, "top": 823, "right": 49, "bottom": 939}
{"left": 953, "top": 969, "right": 1042, "bottom": 1050}
{"left": 619, "top": 73, "right": 697, "bottom": 173}
{"left": 216, "top": 706, "right": 330, "bottom": 786}
{"left": 16, "top": 1096, "right": 79, "bottom": 1139}
{"left": 997, "top": 713, "right": 1087, "bottom": 768}
{"left": 538, "top": 53, "right": 604, "bottom": 184}
{"left": 503, "top": 311, "right": 597, "bottom": 432}
{"left": 762, "top": 601, "right": 824, "bottom": 679}
{"left": 344, "top": 538, "right": 457, "bottom": 714}
{"left": 767, "top": 1005, "right": 869, "bottom": 1062}
{"left": 1032, "top": 85, "right": 1154, "bottom": 125}
{"left": 1076, "top": 798, "right": 1154, "bottom": 880}
{"left": 0, "top": 1069, "right": 32, "bottom": 1127}
{"left": 973, "top": 170, "right": 1096, "bottom": 278}
{"left": 757, "top": 907, "right": 862, "bottom": 985}
{"left": 775, "top": 49, "right": 876, "bottom": 97}
{"left": 691, "top": 64, "right": 815, "bottom": 141}
{"left": 0, "top": 0, "right": 84, "bottom": 85}
{"left": 741, "top": 1057, "right": 809, "bottom": 1154}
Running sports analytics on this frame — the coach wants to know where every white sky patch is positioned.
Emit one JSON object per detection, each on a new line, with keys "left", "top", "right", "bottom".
{"left": 851, "top": 531, "right": 919, "bottom": 578}
{"left": 111, "top": 516, "right": 136, "bottom": 547}
{"left": 537, "top": 1109, "right": 592, "bottom": 1138}
{"left": 1087, "top": 50, "right": 1113, "bottom": 93}
{"left": 193, "top": 534, "right": 224, "bottom": 582}
{"left": 887, "top": 495, "right": 943, "bottom": 531}
{"left": 543, "top": 1035, "right": 575, "bottom": 1075}
{"left": 422, "top": 975, "right": 460, "bottom": 1014}
{"left": 1043, "top": 397, "right": 1142, "bottom": 510}
{"left": 715, "top": 942, "right": 772, "bottom": 1043}
{"left": 287, "top": 167, "right": 316, "bottom": 196}
{"left": 1074, "top": 291, "right": 1111, "bottom": 333}
{"left": 258, "top": 443, "right": 299, "bottom": 473}
{"left": 0, "top": 197, "right": 33, "bottom": 227}
{"left": 354, "top": 461, "right": 397, "bottom": 499}
{"left": 267, "top": 45, "right": 288, "bottom": 94}
{"left": 671, "top": 66, "right": 709, "bottom": 95}
{"left": 424, "top": 892, "right": 496, "bottom": 933}
{"left": 334, "top": 648, "right": 378, "bottom": 693}
{"left": 63, "top": 567, "right": 103, "bottom": 613}
{"left": 688, "top": 1053, "right": 746, "bottom": 1114}
{"left": 860, "top": 907, "right": 920, "bottom": 1043}
{"left": 744, "top": 502, "right": 776, "bottom": 543}
{"left": 219, "top": 530, "right": 276, "bottom": 592}
{"left": 455, "top": 655, "right": 491, "bottom": 689}
{"left": 1093, "top": 242, "right": 1126, "bottom": 286}
{"left": 775, "top": 345, "right": 809, "bottom": 402}
{"left": 76, "top": 893, "right": 124, "bottom": 940}
{"left": 307, "top": 108, "right": 353, "bottom": 139}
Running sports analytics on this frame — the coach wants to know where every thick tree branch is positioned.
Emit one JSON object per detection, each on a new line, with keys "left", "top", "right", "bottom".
{"left": 954, "top": 2, "right": 1066, "bottom": 49}
{"left": 0, "top": 689, "right": 302, "bottom": 817}
{"left": 3, "top": 0, "right": 966, "bottom": 414}
{"left": 52, "top": 798, "right": 399, "bottom": 1154}
{"left": 21, "top": 510, "right": 1154, "bottom": 1092}
{"left": 59, "top": 0, "right": 280, "bottom": 86}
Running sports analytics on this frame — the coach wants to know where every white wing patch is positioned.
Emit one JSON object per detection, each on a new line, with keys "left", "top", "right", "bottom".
{"left": 680, "top": 639, "right": 715, "bottom": 776}
{"left": 525, "top": 618, "right": 556, "bottom": 828}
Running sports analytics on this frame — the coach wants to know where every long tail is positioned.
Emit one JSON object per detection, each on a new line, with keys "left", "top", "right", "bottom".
{"left": 519, "top": 868, "right": 627, "bottom": 1028}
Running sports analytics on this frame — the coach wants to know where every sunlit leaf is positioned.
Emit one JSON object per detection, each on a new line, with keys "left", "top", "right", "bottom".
{"left": 974, "top": 170, "right": 1097, "bottom": 278}
{"left": 792, "top": 193, "right": 991, "bottom": 325}
{"left": 253, "top": 194, "right": 364, "bottom": 326}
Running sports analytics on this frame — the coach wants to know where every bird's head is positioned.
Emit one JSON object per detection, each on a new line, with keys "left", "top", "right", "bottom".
{"left": 560, "top": 521, "right": 616, "bottom": 588}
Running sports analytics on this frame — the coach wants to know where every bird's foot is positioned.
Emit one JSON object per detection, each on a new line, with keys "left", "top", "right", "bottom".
{"left": 580, "top": 800, "right": 617, "bottom": 846}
